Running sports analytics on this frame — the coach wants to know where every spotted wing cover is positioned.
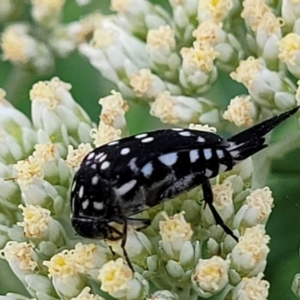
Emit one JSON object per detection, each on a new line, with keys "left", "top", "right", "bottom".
{"left": 71, "top": 128, "right": 230, "bottom": 220}
{"left": 91, "top": 128, "right": 226, "bottom": 178}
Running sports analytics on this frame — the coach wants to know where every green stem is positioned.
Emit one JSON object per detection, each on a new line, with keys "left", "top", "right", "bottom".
{"left": 252, "top": 130, "right": 300, "bottom": 188}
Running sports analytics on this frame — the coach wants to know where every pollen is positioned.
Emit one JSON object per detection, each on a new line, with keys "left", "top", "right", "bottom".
{"left": 278, "top": 33, "right": 300, "bottom": 66}
{"left": 234, "top": 273, "right": 270, "bottom": 299}
{"left": 99, "top": 90, "right": 129, "bottom": 125}
{"left": 90, "top": 122, "right": 121, "bottom": 147}
{"left": 0, "top": 88, "right": 10, "bottom": 106}
{"left": 71, "top": 287, "right": 104, "bottom": 300}
{"left": 150, "top": 91, "right": 179, "bottom": 124}
{"left": 193, "top": 256, "right": 229, "bottom": 293}
{"left": 33, "top": 143, "right": 58, "bottom": 162}
{"left": 0, "top": 241, "right": 38, "bottom": 271}
{"left": 66, "top": 143, "right": 93, "bottom": 168}
{"left": 198, "top": 0, "right": 233, "bottom": 23}
{"left": 110, "top": 0, "right": 132, "bottom": 13}
{"left": 44, "top": 250, "right": 78, "bottom": 279}
{"left": 234, "top": 225, "right": 270, "bottom": 264}
{"left": 212, "top": 181, "right": 233, "bottom": 209}
{"left": 146, "top": 25, "right": 176, "bottom": 50}
{"left": 1, "top": 25, "right": 30, "bottom": 64}
{"left": 246, "top": 187, "right": 274, "bottom": 220}
{"left": 17, "top": 204, "right": 51, "bottom": 238}
{"left": 230, "top": 57, "right": 263, "bottom": 88}
{"left": 189, "top": 123, "right": 217, "bottom": 133}
{"left": 29, "top": 77, "right": 71, "bottom": 110}
{"left": 75, "top": 13, "right": 104, "bottom": 44}
{"left": 98, "top": 258, "right": 133, "bottom": 294}
{"left": 31, "top": 0, "right": 65, "bottom": 12}
{"left": 92, "top": 28, "right": 116, "bottom": 48}
{"left": 241, "top": 0, "right": 275, "bottom": 31}
{"left": 256, "top": 11, "right": 283, "bottom": 35}
{"left": 223, "top": 95, "right": 256, "bottom": 127}
{"left": 69, "top": 243, "right": 98, "bottom": 273}
{"left": 14, "top": 156, "right": 44, "bottom": 190}
{"left": 193, "top": 20, "right": 222, "bottom": 46}
{"left": 159, "top": 212, "right": 193, "bottom": 242}
{"left": 130, "top": 69, "right": 154, "bottom": 97}
{"left": 181, "top": 43, "right": 219, "bottom": 72}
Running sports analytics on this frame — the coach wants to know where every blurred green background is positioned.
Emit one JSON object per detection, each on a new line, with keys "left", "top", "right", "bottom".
{"left": 0, "top": 1, "right": 300, "bottom": 299}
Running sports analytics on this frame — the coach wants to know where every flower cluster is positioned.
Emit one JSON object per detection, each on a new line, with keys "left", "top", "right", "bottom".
{"left": 1, "top": 0, "right": 300, "bottom": 299}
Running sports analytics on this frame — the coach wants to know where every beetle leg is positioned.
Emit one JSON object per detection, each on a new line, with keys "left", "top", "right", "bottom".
{"left": 127, "top": 217, "right": 151, "bottom": 230}
{"left": 202, "top": 177, "right": 238, "bottom": 242}
{"left": 120, "top": 217, "right": 134, "bottom": 272}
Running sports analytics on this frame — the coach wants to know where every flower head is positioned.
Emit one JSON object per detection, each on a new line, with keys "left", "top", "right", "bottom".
{"left": 130, "top": 69, "right": 155, "bottom": 97}
{"left": 44, "top": 250, "right": 79, "bottom": 279}
{"left": 150, "top": 92, "right": 179, "bottom": 124}
{"left": 278, "top": 33, "right": 300, "bottom": 66}
{"left": 0, "top": 241, "right": 37, "bottom": 271}
{"left": 71, "top": 287, "right": 104, "bottom": 300}
{"left": 14, "top": 156, "right": 44, "bottom": 190}
{"left": 231, "top": 225, "right": 270, "bottom": 275}
{"left": 192, "top": 256, "right": 229, "bottom": 296}
{"left": 29, "top": 77, "right": 71, "bottom": 110}
{"left": 159, "top": 212, "right": 193, "bottom": 242}
{"left": 232, "top": 273, "right": 269, "bottom": 300}
{"left": 181, "top": 43, "right": 219, "bottom": 72}
{"left": 17, "top": 204, "right": 51, "bottom": 238}
{"left": 193, "top": 21, "right": 223, "bottom": 46}
{"left": 230, "top": 57, "right": 263, "bottom": 89}
{"left": 33, "top": 143, "right": 58, "bottom": 162}
{"left": 198, "top": 0, "right": 233, "bottom": 23}
{"left": 66, "top": 143, "right": 93, "bottom": 168}
{"left": 146, "top": 25, "right": 176, "bottom": 50}
{"left": 98, "top": 258, "right": 133, "bottom": 298}
{"left": 223, "top": 95, "right": 256, "bottom": 127}
{"left": 246, "top": 187, "right": 274, "bottom": 221}
{"left": 90, "top": 122, "right": 121, "bottom": 147}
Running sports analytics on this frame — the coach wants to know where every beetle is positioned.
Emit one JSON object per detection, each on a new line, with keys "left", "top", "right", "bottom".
{"left": 70, "top": 106, "right": 299, "bottom": 270}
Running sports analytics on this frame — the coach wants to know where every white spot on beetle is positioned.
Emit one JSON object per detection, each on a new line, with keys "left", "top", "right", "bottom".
{"left": 82, "top": 199, "right": 89, "bottom": 209}
{"left": 205, "top": 169, "right": 213, "bottom": 177}
{"left": 95, "top": 152, "right": 105, "bottom": 160}
{"left": 87, "top": 152, "right": 95, "bottom": 160}
{"left": 120, "top": 148, "right": 130, "bottom": 155}
{"left": 92, "top": 175, "right": 99, "bottom": 185}
{"left": 179, "top": 131, "right": 191, "bottom": 137}
{"left": 128, "top": 158, "right": 138, "bottom": 172}
{"left": 101, "top": 161, "right": 110, "bottom": 170}
{"left": 189, "top": 150, "right": 199, "bottom": 163}
{"left": 204, "top": 148, "right": 212, "bottom": 160}
{"left": 218, "top": 164, "right": 227, "bottom": 173}
{"left": 93, "top": 202, "right": 104, "bottom": 210}
{"left": 91, "top": 163, "right": 97, "bottom": 169}
{"left": 108, "top": 140, "right": 119, "bottom": 146}
{"left": 116, "top": 179, "right": 137, "bottom": 195}
{"left": 197, "top": 136, "right": 205, "bottom": 142}
{"left": 135, "top": 133, "right": 148, "bottom": 139}
{"left": 141, "top": 137, "right": 154, "bottom": 143}
{"left": 99, "top": 154, "right": 107, "bottom": 163}
{"left": 171, "top": 128, "right": 183, "bottom": 131}
{"left": 79, "top": 186, "right": 84, "bottom": 198}
{"left": 141, "top": 162, "right": 153, "bottom": 178}
{"left": 158, "top": 152, "right": 178, "bottom": 166}
{"left": 71, "top": 181, "right": 76, "bottom": 192}
{"left": 216, "top": 149, "right": 225, "bottom": 159}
